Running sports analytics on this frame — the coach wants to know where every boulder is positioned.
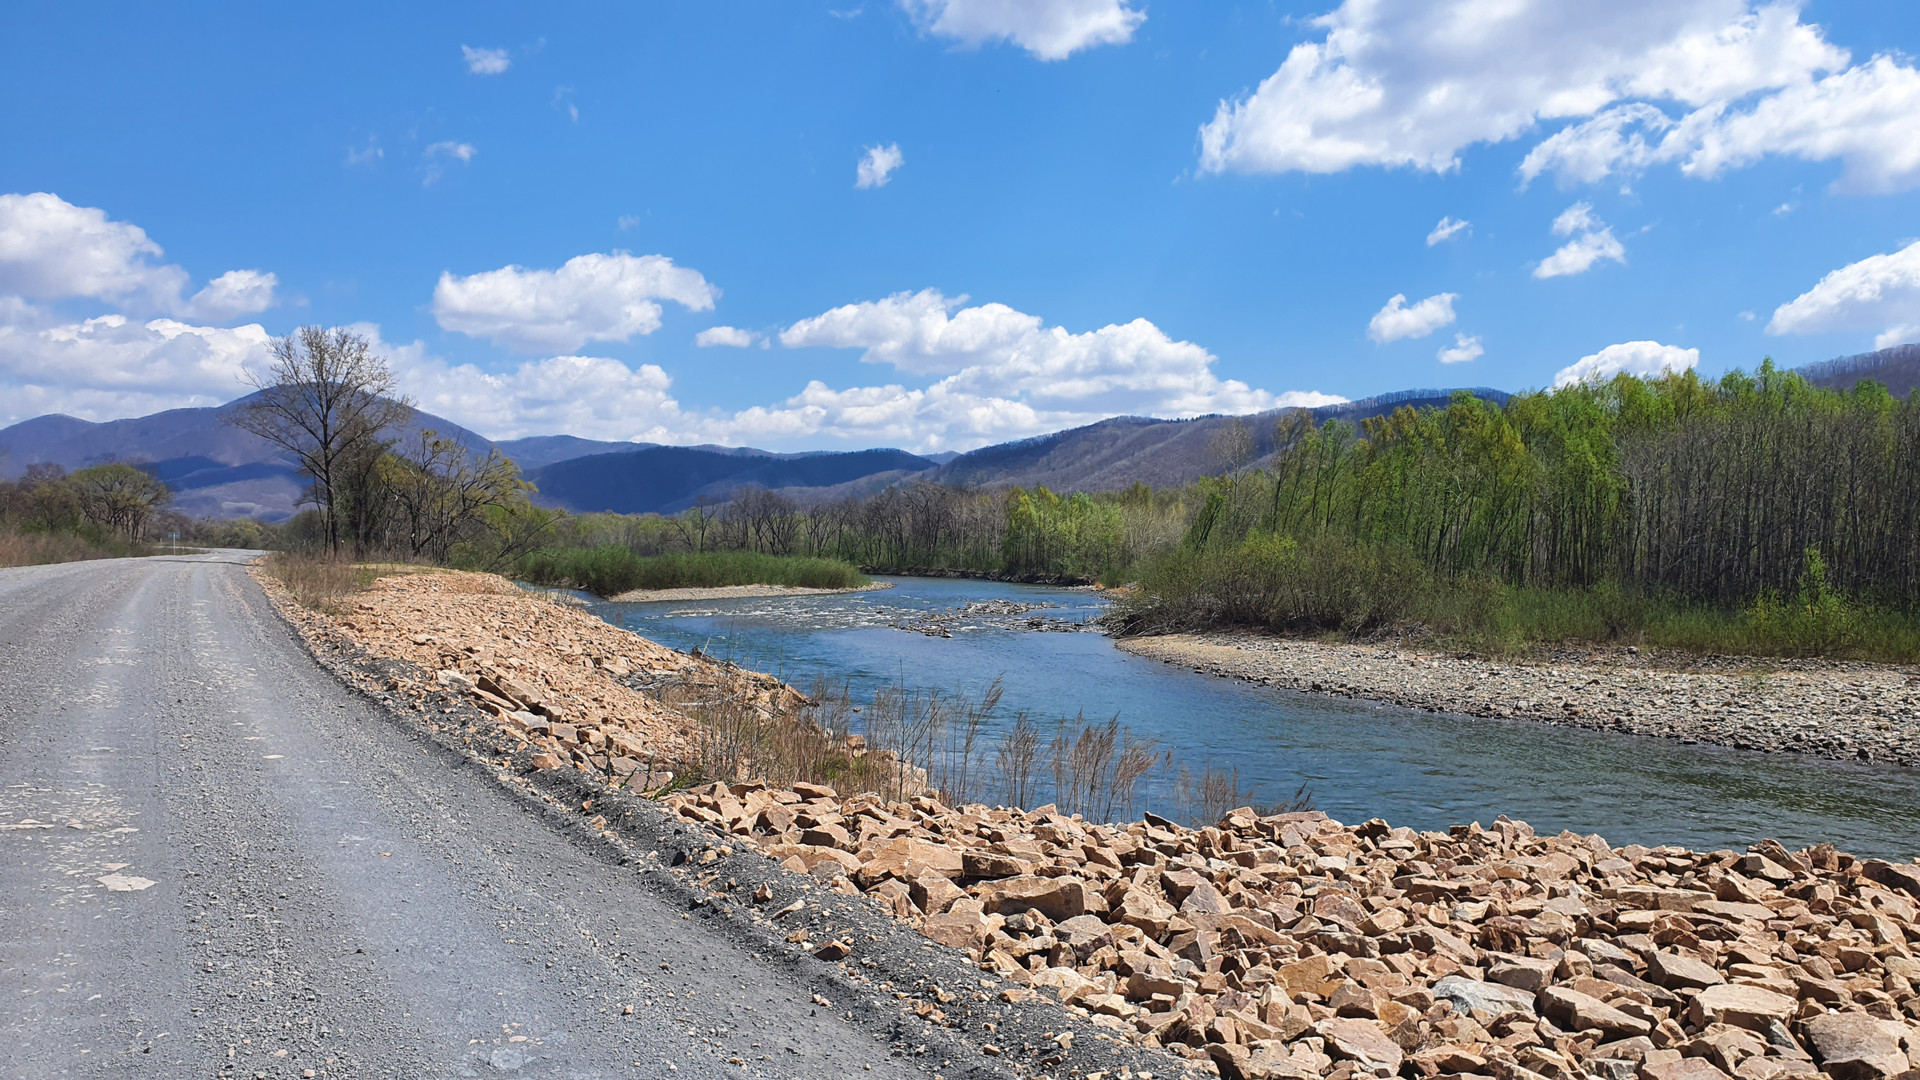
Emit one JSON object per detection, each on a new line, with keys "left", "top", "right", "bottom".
{"left": 1317, "top": 1017, "right": 1404, "bottom": 1076}
{"left": 1688, "top": 985, "right": 1797, "bottom": 1033}
{"left": 975, "top": 875, "right": 1094, "bottom": 922}
{"left": 1432, "top": 975, "right": 1538, "bottom": 1018}
{"left": 1489, "top": 956, "right": 1559, "bottom": 993}
{"left": 1540, "top": 985, "right": 1653, "bottom": 1037}
{"left": 1640, "top": 1058, "right": 1733, "bottom": 1080}
{"left": 1649, "top": 951, "right": 1726, "bottom": 990}
{"left": 1800, "top": 1012, "right": 1914, "bottom": 1080}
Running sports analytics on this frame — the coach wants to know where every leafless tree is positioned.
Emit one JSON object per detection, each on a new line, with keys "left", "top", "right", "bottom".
{"left": 226, "top": 327, "right": 412, "bottom": 556}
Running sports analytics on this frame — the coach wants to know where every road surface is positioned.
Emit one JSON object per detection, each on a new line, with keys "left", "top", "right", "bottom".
{"left": 0, "top": 553, "right": 936, "bottom": 1079}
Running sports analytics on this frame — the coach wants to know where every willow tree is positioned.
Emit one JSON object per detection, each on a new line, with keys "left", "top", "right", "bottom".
{"left": 227, "top": 327, "right": 412, "bottom": 556}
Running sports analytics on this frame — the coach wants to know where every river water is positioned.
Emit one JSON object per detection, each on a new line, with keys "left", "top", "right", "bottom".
{"left": 579, "top": 575, "right": 1920, "bottom": 860}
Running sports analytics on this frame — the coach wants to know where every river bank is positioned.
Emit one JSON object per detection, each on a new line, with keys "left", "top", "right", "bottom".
{"left": 1116, "top": 632, "right": 1920, "bottom": 769}
{"left": 609, "top": 580, "right": 893, "bottom": 603}
{"left": 260, "top": 563, "right": 1920, "bottom": 1080}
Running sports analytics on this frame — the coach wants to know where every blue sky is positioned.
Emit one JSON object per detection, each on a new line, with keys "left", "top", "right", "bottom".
{"left": 4, "top": 0, "right": 1920, "bottom": 451}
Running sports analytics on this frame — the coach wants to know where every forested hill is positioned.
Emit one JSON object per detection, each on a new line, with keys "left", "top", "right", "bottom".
{"left": 1797, "top": 343, "right": 1920, "bottom": 399}
{"left": 524, "top": 445, "right": 940, "bottom": 514}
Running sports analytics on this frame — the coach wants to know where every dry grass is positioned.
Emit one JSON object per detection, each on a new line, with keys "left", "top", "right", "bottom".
{"left": 0, "top": 528, "right": 149, "bottom": 569}
{"left": 258, "top": 552, "right": 445, "bottom": 614}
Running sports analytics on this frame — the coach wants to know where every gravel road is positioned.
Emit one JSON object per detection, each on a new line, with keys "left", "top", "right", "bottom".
{"left": 0, "top": 553, "right": 948, "bottom": 1080}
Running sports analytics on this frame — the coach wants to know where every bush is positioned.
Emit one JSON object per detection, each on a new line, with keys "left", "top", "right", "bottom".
{"left": 514, "top": 548, "right": 869, "bottom": 597}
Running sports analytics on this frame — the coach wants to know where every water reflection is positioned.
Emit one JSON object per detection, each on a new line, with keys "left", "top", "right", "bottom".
{"left": 583, "top": 575, "right": 1920, "bottom": 859}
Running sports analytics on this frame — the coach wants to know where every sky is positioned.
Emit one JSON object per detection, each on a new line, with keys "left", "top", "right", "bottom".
{"left": 3, "top": 0, "right": 1920, "bottom": 452}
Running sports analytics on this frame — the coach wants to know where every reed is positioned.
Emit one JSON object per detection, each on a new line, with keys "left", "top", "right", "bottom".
{"left": 516, "top": 547, "right": 869, "bottom": 597}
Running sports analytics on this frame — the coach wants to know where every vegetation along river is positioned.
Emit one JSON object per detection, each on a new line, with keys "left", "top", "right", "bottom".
{"left": 579, "top": 575, "right": 1920, "bottom": 860}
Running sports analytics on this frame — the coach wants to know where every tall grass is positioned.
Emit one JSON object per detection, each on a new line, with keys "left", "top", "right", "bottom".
{"left": 0, "top": 526, "right": 152, "bottom": 569}
{"left": 1117, "top": 535, "right": 1920, "bottom": 664}
{"left": 648, "top": 670, "right": 1310, "bottom": 826}
{"left": 515, "top": 547, "right": 869, "bottom": 597}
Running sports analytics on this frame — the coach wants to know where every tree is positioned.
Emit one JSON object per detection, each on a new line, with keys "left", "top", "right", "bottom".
{"left": 226, "top": 327, "right": 412, "bottom": 556}
{"left": 386, "top": 429, "right": 532, "bottom": 563}
{"left": 67, "top": 464, "right": 172, "bottom": 540}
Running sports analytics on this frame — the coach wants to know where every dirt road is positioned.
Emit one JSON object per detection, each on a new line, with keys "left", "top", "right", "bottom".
{"left": 0, "top": 553, "right": 942, "bottom": 1079}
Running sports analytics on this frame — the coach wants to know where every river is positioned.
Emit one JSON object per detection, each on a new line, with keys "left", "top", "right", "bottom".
{"left": 578, "top": 575, "right": 1920, "bottom": 859}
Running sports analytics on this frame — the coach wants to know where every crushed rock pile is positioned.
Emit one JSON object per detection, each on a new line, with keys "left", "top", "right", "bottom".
{"left": 261, "top": 568, "right": 805, "bottom": 784}
{"left": 663, "top": 782, "right": 1920, "bottom": 1080}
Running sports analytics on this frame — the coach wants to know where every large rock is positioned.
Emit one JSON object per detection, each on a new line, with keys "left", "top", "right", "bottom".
{"left": 975, "top": 875, "right": 1095, "bottom": 922}
{"left": 1317, "top": 1017, "right": 1404, "bottom": 1076}
{"left": 1801, "top": 1012, "right": 1914, "bottom": 1080}
{"left": 856, "top": 837, "right": 963, "bottom": 886}
{"left": 920, "top": 908, "right": 991, "bottom": 951}
{"left": 1489, "top": 956, "right": 1559, "bottom": 993}
{"left": 1432, "top": 975, "right": 1538, "bottom": 1018}
{"left": 1648, "top": 950, "right": 1725, "bottom": 989}
{"left": 1641, "top": 1058, "right": 1733, "bottom": 1080}
{"left": 1540, "top": 985, "right": 1653, "bottom": 1037}
{"left": 1688, "top": 984, "right": 1797, "bottom": 1032}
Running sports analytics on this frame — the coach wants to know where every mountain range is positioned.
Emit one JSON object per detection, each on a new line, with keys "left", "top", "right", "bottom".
{"left": 1, "top": 345, "right": 1910, "bottom": 521}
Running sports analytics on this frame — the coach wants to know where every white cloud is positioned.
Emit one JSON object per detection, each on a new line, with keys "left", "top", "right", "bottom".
{"left": 1437, "top": 333, "right": 1484, "bottom": 364}
{"left": 696, "top": 325, "right": 758, "bottom": 348}
{"left": 185, "top": 269, "right": 278, "bottom": 321}
{"left": 1366, "top": 292, "right": 1457, "bottom": 344}
{"left": 901, "top": 0, "right": 1143, "bottom": 61}
{"left": 1534, "top": 202, "right": 1627, "bottom": 278}
{"left": 0, "top": 192, "right": 188, "bottom": 309}
{"left": 0, "top": 304, "right": 273, "bottom": 426}
{"left": 1199, "top": 1, "right": 1920, "bottom": 192}
{"left": 774, "top": 289, "right": 1342, "bottom": 447}
{"left": 616, "top": 215, "right": 643, "bottom": 232}
{"left": 345, "top": 141, "right": 383, "bottom": 167}
{"left": 1553, "top": 340, "right": 1700, "bottom": 387}
{"left": 462, "top": 45, "right": 511, "bottom": 75}
{"left": 856, "top": 144, "right": 904, "bottom": 189}
{"left": 432, "top": 252, "right": 718, "bottom": 353}
{"left": 1426, "top": 217, "right": 1470, "bottom": 246}
{"left": 1767, "top": 239, "right": 1920, "bottom": 348}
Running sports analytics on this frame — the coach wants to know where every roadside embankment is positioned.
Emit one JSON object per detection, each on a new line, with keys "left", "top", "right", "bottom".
{"left": 667, "top": 781, "right": 1920, "bottom": 1080}
{"left": 255, "top": 565, "right": 806, "bottom": 784}
{"left": 1118, "top": 632, "right": 1920, "bottom": 768}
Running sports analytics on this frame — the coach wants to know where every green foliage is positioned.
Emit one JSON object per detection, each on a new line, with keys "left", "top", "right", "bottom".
{"left": 515, "top": 547, "right": 869, "bottom": 597}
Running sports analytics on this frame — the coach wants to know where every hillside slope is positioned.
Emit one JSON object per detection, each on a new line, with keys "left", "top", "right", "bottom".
{"left": 525, "top": 445, "right": 940, "bottom": 514}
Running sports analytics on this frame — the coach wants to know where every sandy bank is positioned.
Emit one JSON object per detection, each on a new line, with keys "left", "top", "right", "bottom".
{"left": 1117, "top": 632, "right": 1920, "bottom": 767}
{"left": 607, "top": 581, "right": 894, "bottom": 603}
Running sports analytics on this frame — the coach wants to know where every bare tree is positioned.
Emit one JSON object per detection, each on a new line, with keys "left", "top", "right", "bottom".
{"left": 226, "top": 327, "right": 412, "bottom": 556}
{"left": 387, "top": 430, "right": 531, "bottom": 563}
{"left": 1208, "top": 417, "right": 1255, "bottom": 474}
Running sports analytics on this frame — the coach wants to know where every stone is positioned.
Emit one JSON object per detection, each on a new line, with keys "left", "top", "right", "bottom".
{"left": 813, "top": 939, "right": 852, "bottom": 961}
{"left": 1649, "top": 951, "right": 1726, "bottom": 989}
{"left": 962, "top": 850, "right": 1033, "bottom": 879}
{"left": 1317, "top": 1017, "right": 1404, "bottom": 1076}
{"left": 1541, "top": 985, "right": 1654, "bottom": 1037}
{"left": 1489, "top": 956, "right": 1559, "bottom": 993}
{"left": 975, "top": 875, "right": 1093, "bottom": 922}
{"left": 1115, "top": 888, "right": 1177, "bottom": 936}
{"left": 1800, "top": 1012, "right": 1913, "bottom": 1080}
{"left": 1640, "top": 1058, "right": 1733, "bottom": 1080}
{"left": 1432, "top": 975, "right": 1538, "bottom": 1018}
{"left": 910, "top": 874, "right": 966, "bottom": 915}
{"left": 528, "top": 751, "right": 563, "bottom": 770}
{"left": 1688, "top": 984, "right": 1797, "bottom": 1033}
{"left": 921, "top": 909, "right": 991, "bottom": 951}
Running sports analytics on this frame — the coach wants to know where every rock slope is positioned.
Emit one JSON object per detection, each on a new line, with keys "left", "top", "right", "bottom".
{"left": 1119, "top": 634, "right": 1920, "bottom": 767}
{"left": 664, "top": 783, "right": 1920, "bottom": 1080}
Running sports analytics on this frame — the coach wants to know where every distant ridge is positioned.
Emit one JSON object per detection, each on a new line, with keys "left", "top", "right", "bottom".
{"left": 525, "top": 445, "right": 939, "bottom": 514}
{"left": 1795, "top": 343, "right": 1920, "bottom": 399}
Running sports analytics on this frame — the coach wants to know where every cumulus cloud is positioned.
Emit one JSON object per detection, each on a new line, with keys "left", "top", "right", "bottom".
{"left": 1199, "top": 1, "right": 1920, "bottom": 192}
{"left": 901, "top": 0, "right": 1144, "bottom": 61}
{"left": 772, "top": 289, "right": 1342, "bottom": 447}
{"left": 185, "top": 269, "right": 278, "bottom": 321}
{"left": 1366, "top": 292, "right": 1457, "bottom": 344}
{"left": 856, "top": 143, "right": 904, "bottom": 189}
{"left": 0, "top": 304, "right": 273, "bottom": 426}
{"left": 695, "top": 325, "right": 758, "bottom": 348}
{"left": 462, "top": 45, "right": 510, "bottom": 75}
{"left": 1437, "top": 333, "right": 1484, "bottom": 364}
{"left": 432, "top": 252, "right": 718, "bottom": 353}
{"left": 0, "top": 192, "right": 188, "bottom": 309}
{"left": 1427, "top": 217, "right": 1470, "bottom": 246}
{"left": 1553, "top": 340, "right": 1700, "bottom": 387}
{"left": 1767, "top": 239, "right": 1920, "bottom": 348}
{"left": 1534, "top": 202, "right": 1626, "bottom": 278}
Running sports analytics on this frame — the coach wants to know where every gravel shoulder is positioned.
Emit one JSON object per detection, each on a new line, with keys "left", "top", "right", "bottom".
{"left": 1115, "top": 631, "right": 1920, "bottom": 767}
{"left": 608, "top": 582, "right": 894, "bottom": 603}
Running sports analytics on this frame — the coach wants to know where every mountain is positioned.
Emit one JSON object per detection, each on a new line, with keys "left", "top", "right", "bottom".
{"left": 525, "top": 446, "right": 940, "bottom": 514}
{"left": 0, "top": 394, "right": 494, "bottom": 521}
{"left": 1795, "top": 343, "right": 1920, "bottom": 399}
{"left": 918, "top": 388, "right": 1510, "bottom": 494}
{"left": 492, "top": 435, "right": 655, "bottom": 469}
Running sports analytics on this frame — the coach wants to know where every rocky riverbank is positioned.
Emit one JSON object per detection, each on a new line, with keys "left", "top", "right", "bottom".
{"left": 608, "top": 581, "right": 894, "bottom": 603}
{"left": 665, "top": 781, "right": 1920, "bottom": 1080}
{"left": 1117, "top": 633, "right": 1920, "bottom": 768}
